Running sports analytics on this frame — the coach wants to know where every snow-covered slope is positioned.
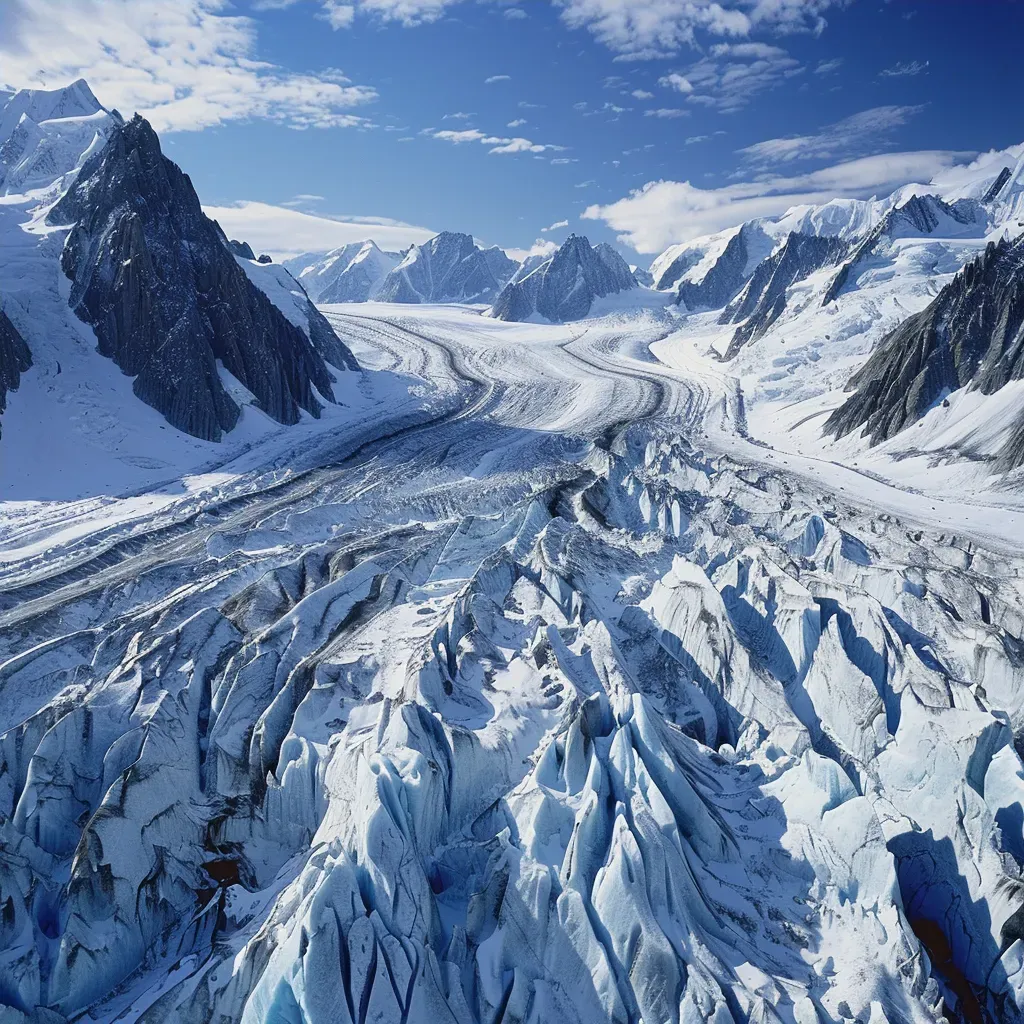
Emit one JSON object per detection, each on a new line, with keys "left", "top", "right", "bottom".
{"left": 376, "top": 231, "right": 517, "bottom": 304}
{"left": 489, "top": 233, "right": 638, "bottom": 322}
{"left": 284, "top": 240, "right": 403, "bottom": 304}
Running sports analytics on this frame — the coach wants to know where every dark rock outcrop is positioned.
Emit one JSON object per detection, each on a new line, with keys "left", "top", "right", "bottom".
{"left": 376, "top": 231, "right": 516, "bottom": 304}
{"left": 984, "top": 167, "right": 1012, "bottom": 204}
{"left": 48, "top": 115, "right": 352, "bottom": 441}
{"left": 719, "top": 232, "right": 848, "bottom": 358}
{"left": 228, "top": 239, "right": 256, "bottom": 260}
{"left": 675, "top": 224, "right": 770, "bottom": 313}
{"left": 490, "top": 234, "right": 636, "bottom": 323}
{"left": 826, "top": 235, "right": 1024, "bottom": 464}
{"left": 0, "top": 306, "right": 32, "bottom": 434}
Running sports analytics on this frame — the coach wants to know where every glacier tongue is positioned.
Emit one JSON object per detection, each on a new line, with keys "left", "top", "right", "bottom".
{"left": 1, "top": 306, "right": 1024, "bottom": 1024}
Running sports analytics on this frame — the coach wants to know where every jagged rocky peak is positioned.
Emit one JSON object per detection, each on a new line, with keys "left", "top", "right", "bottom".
{"left": 0, "top": 305, "right": 32, "bottom": 434}
{"left": 489, "top": 233, "right": 637, "bottom": 323}
{"left": 826, "top": 233, "right": 1024, "bottom": 463}
{"left": 228, "top": 238, "right": 256, "bottom": 260}
{"left": 659, "top": 223, "right": 775, "bottom": 313}
{"left": 376, "top": 230, "right": 517, "bottom": 304}
{"left": 718, "top": 231, "right": 848, "bottom": 358}
{"left": 47, "top": 113, "right": 357, "bottom": 441}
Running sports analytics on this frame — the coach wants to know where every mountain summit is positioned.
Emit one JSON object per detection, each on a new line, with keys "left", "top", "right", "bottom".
{"left": 490, "top": 233, "right": 637, "bottom": 322}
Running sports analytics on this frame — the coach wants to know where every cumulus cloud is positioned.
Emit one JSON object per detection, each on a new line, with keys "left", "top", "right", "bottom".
{"left": 319, "top": 1, "right": 356, "bottom": 28}
{"left": 738, "top": 104, "right": 924, "bottom": 166}
{"left": 204, "top": 201, "right": 435, "bottom": 259}
{"left": 505, "top": 238, "right": 558, "bottom": 261}
{"left": 659, "top": 72, "right": 693, "bottom": 93}
{"left": 262, "top": 0, "right": 844, "bottom": 57}
{"left": 553, "top": 0, "right": 841, "bottom": 58}
{"left": 631, "top": 89, "right": 654, "bottom": 99}
{"left": 0, "top": 0, "right": 377, "bottom": 133}
{"left": 583, "top": 149, "right": 974, "bottom": 252}
{"left": 507, "top": 118, "right": 527, "bottom": 127}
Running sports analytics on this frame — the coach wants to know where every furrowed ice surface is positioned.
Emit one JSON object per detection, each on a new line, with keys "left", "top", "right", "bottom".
{"left": 2, "top": 303, "right": 1024, "bottom": 1024}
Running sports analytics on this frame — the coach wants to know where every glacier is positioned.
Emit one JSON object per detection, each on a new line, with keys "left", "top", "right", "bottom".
{"left": 3, "top": 301, "right": 1024, "bottom": 1023}
{"left": 2, "top": 77, "right": 1024, "bottom": 1024}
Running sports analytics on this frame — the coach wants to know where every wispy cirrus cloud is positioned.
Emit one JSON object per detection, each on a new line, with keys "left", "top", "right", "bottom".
{"left": 583, "top": 148, "right": 973, "bottom": 252}
{"left": 485, "top": 74, "right": 512, "bottom": 84}
{"left": 541, "top": 219, "right": 570, "bottom": 232}
{"left": 880, "top": 59, "right": 929, "bottom": 77}
{"left": 0, "top": 0, "right": 377, "bottom": 132}
{"left": 738, "top": 104, "right": 925, "bottom": 166}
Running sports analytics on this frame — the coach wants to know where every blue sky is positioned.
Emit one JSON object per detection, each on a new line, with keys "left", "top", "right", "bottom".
{"left": 1, "top": 0, "right": 1021, "bottom": 260}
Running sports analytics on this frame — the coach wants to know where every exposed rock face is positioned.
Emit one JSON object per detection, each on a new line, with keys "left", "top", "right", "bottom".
{"left": 675, "top": 224, "right": 772, "bottom": 312}
{"left": 826, "top": 234, "right": 1024, "bottom": 462}
{"left": 718, "top": 232, "right": 848, "bottom": 358}
{"left": 823, "top": 194, "right": 984, "bottom": 306}
{"left": 376, "top": 232, "right": 516, "bottom": 304}
{"left": 48, "top": 115, "right": 351, "bottom": 442}
{"left": 0, "top": 306, "right": 32, "bottom": 432}
{"left": 490, "top": 233, "right": 637, "bottom": 323}
{"left": 631, "top": 264, "right": 653, "bottom": 287}
{"left": 227, "top": 238, "right": 256, "bottom": 260}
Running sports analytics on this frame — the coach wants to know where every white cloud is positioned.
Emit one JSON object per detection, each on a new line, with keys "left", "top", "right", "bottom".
{"left": 320, "top": 1, "right": 355, "bottom": 28}
{"left": 203, "top": 201, "right": 435, "bottom": 259}
{"left": 880, "top": 59, "right": 929, "bottom": 77}
{"left": 429, "top": 127, "right": 565, "bottom": 155}
{"left": 542, "top": 219, "right": 570, "bottom": 232}
{"left": 485, "top": 74, "right": 512, "bottom": 83}
{"left": 267, "top": 0, "right": 844, "bottom": 57}
{"left": 0, "top": 0, "right": 377, "bottom": 133}
{"left": 738, "top": 104, "right": 924, "bottom": 166}
{"left": 814, "top": 57, "right": 843, "bottom": 73}
{"left": 505, "top": 238, "right": 558, "bottom": 261}
{"left": 552, "top": 0, "right": 841, "bottom": 58}
{"left": 583, "top": 149, "right": 974, "bottom": 252}
{"left": 659, "top": 72, "right": 693, "bottom": 93}
{"left": 442, "top": 111, "right": 475, "bottom": 119}
{"left": 631, "top": 88, "right": 654, "bottom": 99}
{"left": 507, "top": 118, "right": 527, "bottom": 127}
{"left": 680, "top": 42, "right": 802, "bottom": 111}
{"left": 644, "top": 107, "right": 689, "bottom": 118}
